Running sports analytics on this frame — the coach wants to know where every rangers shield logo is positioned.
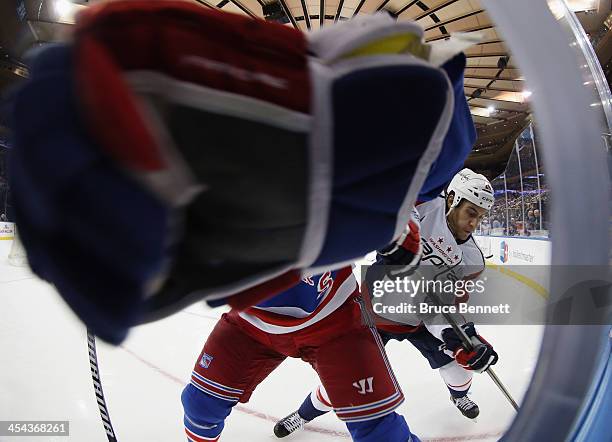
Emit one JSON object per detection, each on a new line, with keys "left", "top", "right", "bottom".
{"left": 199, "top": 353, "right": 214, "bottom": 369}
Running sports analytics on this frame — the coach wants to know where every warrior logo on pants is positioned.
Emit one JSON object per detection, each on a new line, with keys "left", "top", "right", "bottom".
{"left": 353, "top": 377, "right": 374, "bottom": 395}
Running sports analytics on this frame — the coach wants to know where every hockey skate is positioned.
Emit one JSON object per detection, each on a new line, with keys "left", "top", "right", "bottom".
{"left": 273, "top": 411, "right": 308, "bottom": 438}
{"left": 451, "top": 395, "right": 480, "bottom": 419}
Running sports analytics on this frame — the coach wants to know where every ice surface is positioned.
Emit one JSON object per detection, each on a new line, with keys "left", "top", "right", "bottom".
{"left": 0, "top": 240, "right": 543, "bottom": 441}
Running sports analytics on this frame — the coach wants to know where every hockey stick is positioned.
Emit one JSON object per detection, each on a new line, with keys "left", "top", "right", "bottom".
{"left": 426, "top": 293, "right": 520, "bottom": 411}
{"left": 87, "top": 330, "right": 119, "bottom": 442}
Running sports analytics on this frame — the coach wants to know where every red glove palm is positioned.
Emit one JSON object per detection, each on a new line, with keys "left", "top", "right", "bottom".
{"left": 442, "top": 323, "right": 498, "bottom": 373}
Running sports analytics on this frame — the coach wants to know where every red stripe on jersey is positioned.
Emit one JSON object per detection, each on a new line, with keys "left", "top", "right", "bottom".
{"left": 316, "top": 387, "right": 332, "bottom": 407}
{"left": 335, "top": 394, "right": 404, "bottom": 421}
{"left": 191, "top": 374, "right": 241, "bottom": 401}
{"left": 243, "top": 267, "right": 355, "bottom": 327}
{"left": 447, "top": 378, "right": 473, "bottom": 389}
{"left": 185, "top": 427, "right": 219, "bottom": 441}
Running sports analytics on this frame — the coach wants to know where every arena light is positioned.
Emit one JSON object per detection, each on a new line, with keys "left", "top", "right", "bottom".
{"left": 548, "top": 0, "right": 600, "bottom": 18}
{"left": 565, "top": 0, "right": 600, "bottom": 12}
{"left": 54, "top": 0, "right": 72, "bottom": 18}
{"left": 521, "top": 90, "right": 532, "bottom": 100}
{"left": 53, "top": 0, "right": 86, "bottom": 23}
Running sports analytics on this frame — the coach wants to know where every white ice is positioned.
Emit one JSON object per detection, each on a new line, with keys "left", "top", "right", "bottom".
{"left": 0, "top": 240, "right": 544, "bottom": 442}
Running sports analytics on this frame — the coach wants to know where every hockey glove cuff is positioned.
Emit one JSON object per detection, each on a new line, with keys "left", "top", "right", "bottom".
{"left": 377, "top": 208, "right": 422, "bottom": 277}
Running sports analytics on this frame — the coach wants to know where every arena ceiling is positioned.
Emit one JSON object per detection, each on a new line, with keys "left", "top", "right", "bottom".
{"left": 0, "top": 0, "right": 609, "bottom": 176}
{"left": 192, "top": 0, "right": 531, "bottom": 131}
{"left": 193, "top": 0, "right": 532, "bottom": 131}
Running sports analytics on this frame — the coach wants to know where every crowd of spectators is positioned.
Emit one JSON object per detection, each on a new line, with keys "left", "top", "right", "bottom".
{"left": 476, "top": 124, "right": 551, "bottom": 239}
{"left": 478, "top": 189, "right": 550, "bottom": 238}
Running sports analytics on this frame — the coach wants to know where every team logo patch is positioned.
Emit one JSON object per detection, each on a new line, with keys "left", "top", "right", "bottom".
{"left": 199, "top": 353, "right": 214, "bottom": 369}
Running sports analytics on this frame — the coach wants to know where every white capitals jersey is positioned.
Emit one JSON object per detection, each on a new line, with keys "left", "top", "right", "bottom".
{"left": 418, "top": 196, "right": 485, "bottom": 280}
{"left": 375, "top": 196, "right": 485, "bottom": 337}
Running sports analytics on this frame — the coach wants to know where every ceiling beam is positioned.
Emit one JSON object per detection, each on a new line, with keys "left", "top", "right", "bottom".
{"left": 426, "top": 24, "right": 493, "bottom": 42}
{"left": 334, "top": 0, "right": 345, "bottom": 22}
{"left": 414, "top": 0, "right": 461, "bottom": 21}
{"left": 278, "top": 0, "right": 299, "bottom": 28}
{"left": 193, "top": 0, "right": 216, "bottom": 9}
{"left": 476, "top": 39, "right": 504, "bottom": 46}
{"left": 465, "top": 64, "right": 518, "bottom": 70}
{"left": 465, "top": 94, "right": 529, "bottom": 105}
{"left": 376, "top": 0, "right": 393, "bottom": 11}
{"left": 352, "top": 0, "right": 368, "bottom": 16}
{"left": 300, "top": 0, "right": 311, "bottom": 29}
{"left": 395, "top": 0, "right": 420, "bottom": 17}
{"left": 279, "top": 0, "right": 300, "bottom": 30}
{"left": 465, "top": 84, "right": 522, "bottom": 93}
{"left": 24, "top": 17, "right": 73, "bottom": 27}
{"left": 469, "top": 102, "right": 528, "bottom": 114}
{"left": 228, "top": 0, "right": 258, "bottom": 17}
{"left": 320, "top": 0, "right": 325, "bottom": 27}
{"left": 464, "top": 51, "right": 509, "bottom": 58}
{"left": 423, "top": 9, "right": 484, "bottom": 32}
{"left": 464, "top": 74, "right": 525, "bottom": 82}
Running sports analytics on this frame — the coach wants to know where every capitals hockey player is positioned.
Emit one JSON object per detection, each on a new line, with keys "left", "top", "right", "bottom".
{"left": 273, "top": 169, "right": 499, "bottom": 438}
